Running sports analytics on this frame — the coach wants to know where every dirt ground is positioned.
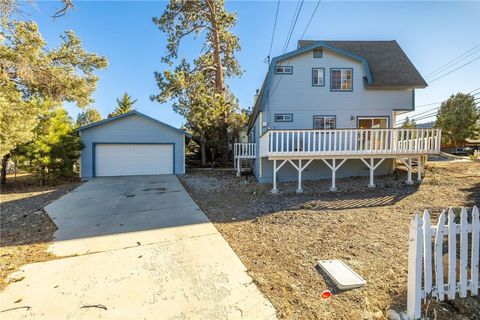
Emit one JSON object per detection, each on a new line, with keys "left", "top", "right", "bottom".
{"left": 0, "top": 173, "right": 79, "bottom": 291}
{"left": 180, "top": 160, "right": 480, "bottom": 320}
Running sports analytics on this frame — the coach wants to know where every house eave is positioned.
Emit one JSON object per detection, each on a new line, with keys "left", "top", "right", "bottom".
{"left": 75, "top": 110, "right": 192, "bottom": 138}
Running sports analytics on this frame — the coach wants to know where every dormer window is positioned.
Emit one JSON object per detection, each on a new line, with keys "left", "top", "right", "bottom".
{"left": 313, "top": 49, "right": 323, "bottom": 58}
{"left": 275, "top": 66, "right": 293, "bottom": 74}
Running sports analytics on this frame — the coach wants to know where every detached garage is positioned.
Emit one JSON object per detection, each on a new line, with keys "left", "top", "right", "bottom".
{"left": 78, "top": 111, "right": 190, "bottom": 179}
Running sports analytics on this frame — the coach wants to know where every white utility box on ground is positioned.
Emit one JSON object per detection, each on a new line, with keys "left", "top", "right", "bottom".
{"left": 317, "top": 259, "right": 366, "bottom": 290}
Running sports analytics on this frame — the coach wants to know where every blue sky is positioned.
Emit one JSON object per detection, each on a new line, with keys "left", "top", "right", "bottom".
{"left": 25, "top": 0, "right": 480, "bottom": 126}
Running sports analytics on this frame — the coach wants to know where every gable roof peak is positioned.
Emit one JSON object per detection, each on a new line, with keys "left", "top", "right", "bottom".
{"left": 76, "top": 110, "right": 191, "bottom": 137}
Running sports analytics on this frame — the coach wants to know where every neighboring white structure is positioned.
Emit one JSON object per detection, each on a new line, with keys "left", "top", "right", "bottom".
{"left": 236, "top": 40, "right": 441, "bottom": 191}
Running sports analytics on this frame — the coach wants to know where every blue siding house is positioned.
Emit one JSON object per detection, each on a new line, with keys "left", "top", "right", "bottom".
{"left": 234, "top": 40, "right": 441, "bottom": 192}
{"left": 78, "top": 111, "right": 190, "bottom": 179}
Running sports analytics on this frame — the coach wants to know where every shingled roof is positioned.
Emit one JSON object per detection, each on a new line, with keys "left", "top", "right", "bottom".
{"left": 248, "top": 40, "right": 426, "bottom": 131}
{"left": 298, "top": 40, "right": 427, "bottom": 88}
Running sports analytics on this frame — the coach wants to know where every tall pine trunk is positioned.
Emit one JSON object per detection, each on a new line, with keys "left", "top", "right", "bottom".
{"left": 40, "top": 165, "right": 47, "bottom": 186}
{"left": 1, "top": 154, "right": 10, "bottom": 185}
{"left": 200, "top": 135, "right": 207, "bottom": 167}
{"left": 207, "top": 0, "right": 229, "bottom": 165}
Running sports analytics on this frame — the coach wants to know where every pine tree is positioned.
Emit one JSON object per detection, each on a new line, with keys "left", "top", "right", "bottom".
{"left": 0, "top": 19, "right": 107, "bottom": 182}
{"left": 108, "top": 93, "right": 137, "bottom": 118}
{"left": 152, "top": 0, "right": 245, "bottom": 165}
{"left": 435, "top": 93, "right": 480, "bottom": 146}
{"left": 401, "top": 117, "right": 417, "bottom": 129}
{"left": 18, "top": 106, "right": 83, "bottom": 185}
{"left": 76, "top": 107, "right": 102, "bottom": 127}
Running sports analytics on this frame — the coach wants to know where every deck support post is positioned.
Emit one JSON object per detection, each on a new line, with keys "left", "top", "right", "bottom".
{"left": 369, "top": 158, "right": 375, "bottom": 187}
{"left": 360, "top": 158, "right": 386, "bottom": 188}
{"left": 271, "top": 159, "right": 288, "bottom": 194}
{"left": 297, "top": 159, "right": 302, "bottom": 193}
{"left": 236, "top": 158, "right": 241, "bottom": 177}
{"left": 407, "top": 157, "right": 413, "bottom": 184}
{"left": 272, "top": 159, "right": 277, "bottom": 193}
{"left": 399, "top": 157, "right": 414, "bottom": 185}
{"left": 321, "top": 158, "right": 347, "bottom": 192}
{"left": 417, "top": 156, "right": 422, "bottom": 182}
{"left": 287, "top": 159, "right": 314, "bottom": 193}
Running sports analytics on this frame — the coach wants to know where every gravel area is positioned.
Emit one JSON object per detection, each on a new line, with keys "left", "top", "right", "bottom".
{"left": 180, "top": 160, "right": 480, "bottom": 320}
{"left": 0, "top": 174, "right": 80, "bottom": 291}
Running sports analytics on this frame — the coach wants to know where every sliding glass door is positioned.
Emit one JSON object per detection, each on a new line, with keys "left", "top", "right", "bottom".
{"left": 357, "top": 117, "right": 389, "bottom": 129}
{"left": 357, "top": 117, "right": 390, "bottom": 150}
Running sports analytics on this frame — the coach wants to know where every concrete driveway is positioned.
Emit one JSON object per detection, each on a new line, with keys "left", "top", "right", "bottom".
{"left": 0, "top": 175, "right": 276, "bottom": 319}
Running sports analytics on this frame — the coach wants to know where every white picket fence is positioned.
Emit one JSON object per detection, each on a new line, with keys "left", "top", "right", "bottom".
{"left": 407, "top": 206, "right": 480, "bottom": 319}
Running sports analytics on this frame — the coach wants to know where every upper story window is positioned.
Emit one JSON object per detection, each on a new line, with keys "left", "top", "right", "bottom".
{"left": 313, "top": 49, "right": 323, "bottom": 58}
{"left": 312, "top": 68, "right": 325, "bottom": 86}
{"left": 313, "top": 116, "right": 336, "bottom": 129}
{"left": 275, "top": 66, "right": 293, "bottom": 74}
{"left": 331, "top": 68, "right": 353, "bottom": 91}
{"left": 275, "top": 114, "right": 293, "bottom": 122}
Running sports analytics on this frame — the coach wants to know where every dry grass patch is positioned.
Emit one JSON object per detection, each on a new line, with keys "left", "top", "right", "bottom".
{"left": 180, "top": 161, "right": 480, "bottom": 320}
{"left": 0, "top": 174, "right": 79, "bottom": 291}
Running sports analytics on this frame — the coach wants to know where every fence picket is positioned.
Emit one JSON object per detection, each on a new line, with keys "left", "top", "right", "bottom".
{"left": 459, "top": 208, "right": 468, "bottom": 297}
{"left": 472, "top": 206, "right": 479, "bottom": 295}
{"left": 434, "top": 211, "right": 446, "bottom": 301}
{"left": 447, "top": 208, "right": 457, "bottom": 300}
{"left": 408, "top": 207, "right": 479, "bottom": 319}
{"left": 423, "top": 210, "right": 432, "bottom": 297}
{"left": 407, "top": 214, "right": 423, "bottom": 320}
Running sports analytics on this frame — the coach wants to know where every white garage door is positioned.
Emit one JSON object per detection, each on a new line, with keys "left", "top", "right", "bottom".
{"left": 95, "top": 144, "right": 174, "bottom": 177}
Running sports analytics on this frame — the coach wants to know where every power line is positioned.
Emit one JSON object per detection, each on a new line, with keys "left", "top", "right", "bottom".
{"left": 429, "top": 56, "right": 480, "bottom": 83}
{"left": 413, "top": 101, "right": 442, "bottom": 109}
{"left": 468, "top": 87, "right": 480, "bottom": 94}
{"left": 399, "top": 92, "right": 480, "bottom": 124}
{"left": 282, "top": 0, "right": 304, "bottom": 53}
{"left": 300, "top": 0, "right": 321, "bottom": 40}
{"left": 424, "top": 44, "right": 480, "bottom": 78}
{"left": 267, "top": 0, "right": 281, "bottom": 65}
{"left": 281, "top": 1, "right": 300, "bottom": 54}
{"left": 409, "top": 106, "right": 442, "bottom": 118}
{"left": 396, "top": 112, "right": 439, "bottom": 125}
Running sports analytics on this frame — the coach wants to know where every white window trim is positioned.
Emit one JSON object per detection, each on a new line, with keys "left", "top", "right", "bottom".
{"left": 275, "top": 66, "right": 293, "bottom": 74}
{"left": 331, "top": 68, "right": 353, "bottom": 91}
{"left": 313, "top": 115, "right": 336, "bottom": 129}
{"left": 275, "top": 114, "right": 293, "bottom": 122}
{"left": 357, "top": 117, "right": 390, "bottom": 129}
{"left": 312, "top": 68, "right": 325, "bottom": 86}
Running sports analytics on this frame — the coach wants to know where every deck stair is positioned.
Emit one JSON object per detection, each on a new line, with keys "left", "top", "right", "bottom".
{"left": 234, "top": 143, "right": 255, "bottom": 176}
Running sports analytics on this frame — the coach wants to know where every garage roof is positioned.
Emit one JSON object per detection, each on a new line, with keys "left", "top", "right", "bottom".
{"left": 76, "top": 110, "right": 191, "bottom": 137}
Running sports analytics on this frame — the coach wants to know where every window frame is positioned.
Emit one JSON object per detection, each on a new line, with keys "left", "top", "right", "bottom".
{"left": 313, "top": 115, "right": 337, "bottom": 130}
{"left": 274, "top": 65, "right": 293, "bottom": 75}
{"left": 330, "top": 68, "right": 353, "bottom": 92}
{"left": 274, "top": 113, "right": 293, "bottom": 122}
{"left": 312, "top": 68, "right": 325, "bottom": 87}
{"left": 313, "top": 49, "right": 323, "bottom": 58}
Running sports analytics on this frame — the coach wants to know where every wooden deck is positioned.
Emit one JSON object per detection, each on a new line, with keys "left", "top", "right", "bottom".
{"left": 234, "top": 128, "right": 442, "bottom": 192}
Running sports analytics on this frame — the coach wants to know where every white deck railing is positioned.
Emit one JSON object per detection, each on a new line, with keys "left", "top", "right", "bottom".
{"left": 259, "top": 128, "right": 441, "bottom": 157}
{"left": 234, "top": 143, "right": 256, "bottom": 159}
{"left": 408, "top": 206, "right": 479, "bottom": 319}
